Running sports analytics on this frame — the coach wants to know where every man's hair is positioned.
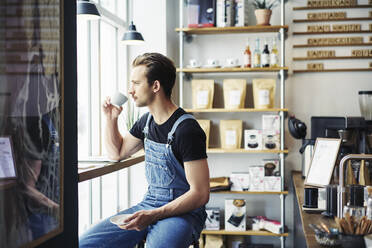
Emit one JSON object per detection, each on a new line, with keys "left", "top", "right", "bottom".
{"left": 132, "top": 53, "right": 176, "bottom": 99}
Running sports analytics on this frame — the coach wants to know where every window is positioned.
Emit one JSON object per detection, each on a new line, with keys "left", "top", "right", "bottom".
{"left": 77, "top": 0, "right": 129, "bottom": 235}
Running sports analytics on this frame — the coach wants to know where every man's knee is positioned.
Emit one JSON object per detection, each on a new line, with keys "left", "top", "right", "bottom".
{"left": 146, "top": 217, "right": 195, "bottom": 248}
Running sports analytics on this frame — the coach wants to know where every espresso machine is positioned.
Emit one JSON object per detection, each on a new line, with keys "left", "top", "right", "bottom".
{"left": 335, "top": 91, "right": 372, "bottom": 218}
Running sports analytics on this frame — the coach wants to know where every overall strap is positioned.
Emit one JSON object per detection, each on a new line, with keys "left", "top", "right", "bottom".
{"left": 142, "top": 113, "right": 152, "bottom": 139}
{"left": 167, "top": 114, "right": 195, "bottom": 145}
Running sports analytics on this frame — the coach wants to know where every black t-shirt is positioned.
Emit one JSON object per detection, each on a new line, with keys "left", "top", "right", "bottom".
{"left": 129, "top": 108, "right": 207, "bottom": 166}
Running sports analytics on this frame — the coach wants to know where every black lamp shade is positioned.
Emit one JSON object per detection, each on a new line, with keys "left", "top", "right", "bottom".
{"left": 77, "top": 1, "right": 101, "bottom": 20}
{"left": 121, "top": 22, "right": 145, "bottom": 45}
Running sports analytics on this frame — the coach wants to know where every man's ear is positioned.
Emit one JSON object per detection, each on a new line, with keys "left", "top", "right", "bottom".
{"left": 152, "top": 80, "right": 161, "bottom": 93}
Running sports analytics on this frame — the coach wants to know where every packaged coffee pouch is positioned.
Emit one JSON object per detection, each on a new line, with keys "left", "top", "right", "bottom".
{"left": 223, "top": 79, "right": 246, "bottom": 109}
{"left": 192, "top": 79, "right": 214, "bottom": 109}
{"left": 252, "top": 78, "right": 276, "bottom": 109}
{"left": 220, "top": 120, "right": 242, "bottom": 149}
{"left": 197, "top": 119, "right": 211, "bottom": 148}
{"left": 205, "top": 234, "right": 223, "bottom": 248}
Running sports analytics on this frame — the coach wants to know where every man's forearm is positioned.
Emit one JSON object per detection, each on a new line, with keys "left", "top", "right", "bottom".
{"left": 105, "top": 118, "right": 123, "bottom": 160}
{"left": 152, "top": 188, "right": 209, "bottom": 220}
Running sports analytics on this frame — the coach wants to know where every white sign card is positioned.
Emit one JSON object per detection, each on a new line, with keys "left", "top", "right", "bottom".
{"left": 305, "top": 138, "right": 341, "bottom": 187}
{"left": 0, "top": 137, "right": 17, "bottom": 179}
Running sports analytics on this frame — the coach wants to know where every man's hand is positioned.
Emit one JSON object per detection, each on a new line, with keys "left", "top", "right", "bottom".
{"left": 102, "top": 96, "right": 123, "bottom": 120}
{"left": 118, "top": 210, "right": 159, "bottom": 231}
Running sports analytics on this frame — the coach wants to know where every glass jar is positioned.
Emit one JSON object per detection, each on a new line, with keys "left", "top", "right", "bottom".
{"left": 343, "top": 185, "right": 365, "bottom": 221}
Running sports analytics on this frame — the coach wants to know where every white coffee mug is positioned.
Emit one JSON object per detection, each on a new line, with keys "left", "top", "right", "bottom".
{"left": 226, "top": 58, "right": 238, "bottom": 66}
{"left": 207, "top": 59, "right": 219, "bottom": 66}
{"left": 111, "top": 92, "right": 128, "bottom": 108}
{"left": 189, "top": 59, "right": 199, "bottom": 68}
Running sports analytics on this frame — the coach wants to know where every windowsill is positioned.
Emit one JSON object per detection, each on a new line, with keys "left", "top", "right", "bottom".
{"left": 78, "top": 151, "right": 145, "bottom": 182}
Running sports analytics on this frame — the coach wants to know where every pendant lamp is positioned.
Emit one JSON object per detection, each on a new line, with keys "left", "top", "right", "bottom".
{"left": 77, "top": 0, "right": 101, "bottom": 20}
{"left": 121, "top": 21, "right": 145, "bottom": 45}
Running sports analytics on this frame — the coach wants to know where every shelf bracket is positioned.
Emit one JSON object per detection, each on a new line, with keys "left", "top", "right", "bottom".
{"left": 184, "top": 33, "right": 194, "bottom": 43}
{"left": 184, "top": 72, "right": 192, "bottom": 81}
{"left": 277, "top": 70, "right": 288, "bottom": 80}
{"left": 282, "top": 111, "right": 288, "bottom": 119}
{"left": 277, "top": 29, "right": 288, "bottom": 41}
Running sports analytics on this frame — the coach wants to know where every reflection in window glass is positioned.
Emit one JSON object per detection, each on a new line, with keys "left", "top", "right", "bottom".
{"left": 0, "top": 1, "right": 62, "bottom": 247}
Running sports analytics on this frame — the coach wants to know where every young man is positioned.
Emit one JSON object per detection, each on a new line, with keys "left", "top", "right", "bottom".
{"left": 79, "top": 53, "right": 210, "bottom": 248}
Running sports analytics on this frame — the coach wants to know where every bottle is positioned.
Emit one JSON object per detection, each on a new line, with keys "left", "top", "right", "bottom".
{"left": 253, "top": 38, "right": 261, "bottom": 68}
{"left": 270, "top": 38, "right": 279, "bottom": 68}
{"left": 243, "top": 43, "right": 251, "bottom": 68}
{"left": 261, "top": 41, "right": 270, "bottom": 68}
{"left": 367, "top": 186, "right": 372, "bottom": 220}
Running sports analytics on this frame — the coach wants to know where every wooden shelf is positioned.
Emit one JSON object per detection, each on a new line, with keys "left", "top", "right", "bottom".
{"left": 293, "top": 30, "right": 372, "bottom": 35}
{"left": 185, "top": 108, "right": 288, "bottom": 113}
{"left": 175, "top": 25, "right": 288, "bottom": 34}
{"left": 293, "top": 4, "right": 372, "bottom": 10}
{"left": 293, "top": 68, "right": 372, "bottom": 73}
{"left": 177, "top": 67, "right": 288, "bottom": 73}
{"left": 201, "top": 229, "right": 288, "bottom": 237}
{"left": 293, "top": 43, "right": 372, "bottom": 48}
{"left": 293, "top": 17, "right": 372, "bottom": 23}
{"left": 207, "top": 149, "right": 288, "bottom": 154}
{"left": 293, "top": 56, "right": 372, "bottom": 61}
{"left": 212, "top": 190, "right": 288, "bottom": 195}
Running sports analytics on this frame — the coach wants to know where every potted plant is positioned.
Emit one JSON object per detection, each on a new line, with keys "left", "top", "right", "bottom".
{"left": 253, "top": 0, "right": 279, "bottom": 26}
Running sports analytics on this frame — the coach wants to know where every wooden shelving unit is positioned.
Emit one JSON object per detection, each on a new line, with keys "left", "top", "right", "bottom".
{"left": 211, "top": 190, "right": 289, "bottom": 195}
{"left": 293, "top": 68, "right": 372, "bottom": 73}
{"left": 175, "top": 25, "right": 288, "bottom": 34}
{"left": 201, "top": 230, "right": 289, "bottom": 237}
{"left": 176, "top": 67, "right": 288, "bottom": 73}
{"left": 293, "top": 4, "right": 372, "bottom": 10}
{"left": 293, "top": 56, "right": 372, "bottom": 61}
{"left": 176, "top": 2, "right": 288, "bottom": 246}
{"left": 293, "top": 43, "right": 372, "bottom": 48}
{"left": 293, "top": 17, "right": 372, "bottom": 23}
{"left": 207, "top": 148, "right": 289, "bottom": 154}
{"left": 293, "top": 30, "right": 372, "bottom": 35}
{"left": 185, "top": 108, "right": 288, "bottom": 113}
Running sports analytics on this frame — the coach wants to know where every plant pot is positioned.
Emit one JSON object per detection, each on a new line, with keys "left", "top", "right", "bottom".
{"left": 255, "top": 9, "right": 272, "bottom": 26}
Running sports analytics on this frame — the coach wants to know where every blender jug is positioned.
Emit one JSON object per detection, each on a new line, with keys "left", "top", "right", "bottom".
{"left": 359, "top": 91, "right": 372, "bottom": 120}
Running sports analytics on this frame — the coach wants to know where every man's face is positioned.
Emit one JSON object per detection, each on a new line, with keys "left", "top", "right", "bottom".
{"left": 128, "top": 65, "right": 155, "bottom": 107}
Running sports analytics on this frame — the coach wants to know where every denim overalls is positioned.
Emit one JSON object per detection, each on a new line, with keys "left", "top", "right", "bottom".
{"left": 79, "top": 113, "right": 207, "bottom": 248}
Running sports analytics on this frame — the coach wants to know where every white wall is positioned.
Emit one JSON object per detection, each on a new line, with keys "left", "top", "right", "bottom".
{"left": 128, "top": 0, "right": 371, "bottom": 247}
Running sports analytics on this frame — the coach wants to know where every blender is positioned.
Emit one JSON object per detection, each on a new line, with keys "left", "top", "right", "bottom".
{"left": 359, "top": 91, "right": 372, "bottom": 153}
{"left": 359, "top": 91, "right": 372, "bottom": 151}
{"left": 359, "top": 91, "right": 372, "bottom": 122}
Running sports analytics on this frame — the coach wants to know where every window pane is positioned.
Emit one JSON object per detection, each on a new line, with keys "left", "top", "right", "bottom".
{"left": 117, "top": 0, "right": 127, "bottom": 20}
{"left": 78, "top": 181, "right": 90, "bottom": 235}
{"left": 102, "top": 173, "right": 118, "bottom": 218}
{"left": 100, "top": 0, "right": 116, "bottom": 14}
{"left": 100, "top": 21, "right": 117, "bottom": 155}
{"left": 88, "top": 20, "right": 101, "bottom": 156}
{"left": 77, "top": 20, "right": 90, "bottom": 158}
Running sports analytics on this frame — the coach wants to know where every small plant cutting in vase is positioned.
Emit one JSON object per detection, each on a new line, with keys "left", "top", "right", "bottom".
{"left": 253, "top": 0, "right": 280, "bottom": 26}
